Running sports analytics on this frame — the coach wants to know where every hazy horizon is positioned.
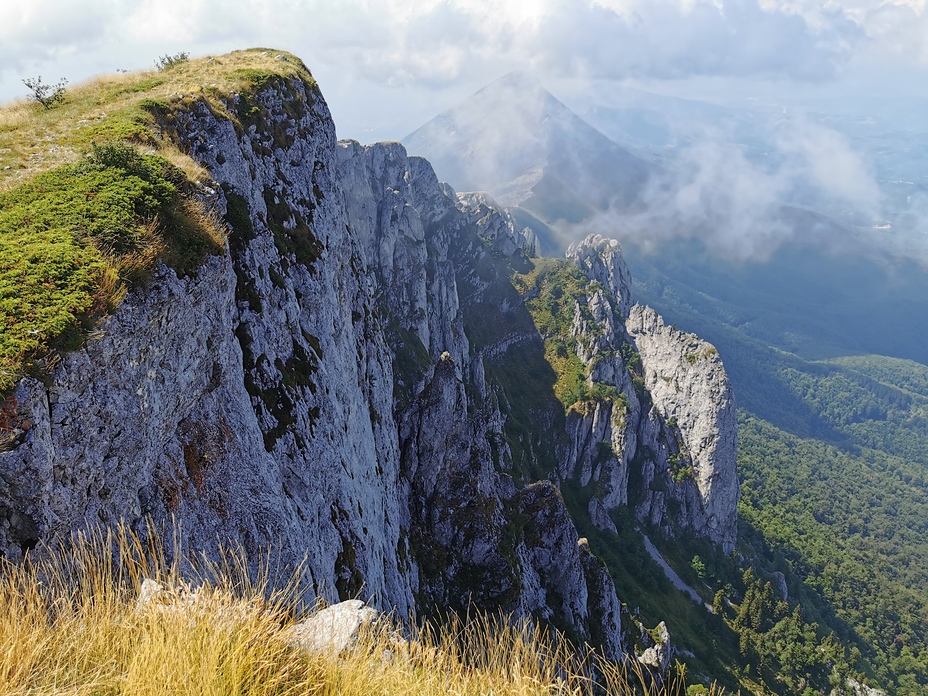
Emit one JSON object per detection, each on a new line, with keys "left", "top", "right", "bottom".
{"left": 2, "top": 1, "right": 927, "bottom": 141}
{"left": 3, "top": 1, "right": 926, "bottom": 264}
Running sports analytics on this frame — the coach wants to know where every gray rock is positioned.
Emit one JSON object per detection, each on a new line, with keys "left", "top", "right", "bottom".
{"left": 561, "top": 234, "right": 739, "bottom": 552}
{"left": 456, "top": 191, "right": 536, "bottom": 257}
{"left": 567, "top": 234, "right": 634, "bottom": 317}
{"left": 627, "top": 305, "right": 739, "bottom": 552}
{"left": 578, "top": 538, "right": 625, "bottom": 660}
{"left": 637, "top": 621, "right": 673, "bottom": 676}
{"left": 772, "top": 570, "right": 788, "bottom": 601}
{"left": 588, "top": 498, "right": 617, "bottom": 535}
{"left": 839, "top": 679, "right": 887, "bottom": 696}
{"left": 285, "top": 600, "right": 381, "bottom": 654}
{"left": 137, "top": 578, "right": 166, "bottom": 608}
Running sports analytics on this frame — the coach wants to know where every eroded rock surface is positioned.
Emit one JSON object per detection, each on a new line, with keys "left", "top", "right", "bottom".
{"left": 562, "top": 235, "right": 739, "bottom": 552}
{"left": 637, "top": 620, "right": 673, "bottom": 675}
{"left": 627, "top": 304, "right": 738, "bottom": 551}
{"left": 0, "top": 67, "right": 737, "bottom": 659}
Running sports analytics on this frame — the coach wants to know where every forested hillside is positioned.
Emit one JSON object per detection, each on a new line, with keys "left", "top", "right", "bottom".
{"left": 627, "top": 238, "right": 928, "bottom": 693}
{"left": 739, "top": 415, "right": 928, "bottom": 691}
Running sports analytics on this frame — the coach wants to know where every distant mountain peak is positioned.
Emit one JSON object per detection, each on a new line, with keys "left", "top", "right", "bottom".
{"left": 479, "top": 70, "right": 548, "bottom": 96}
{"left": 403, "top": 75, "right": 653, "bottom": 253}
{"left": 427, "top": 69, "right": 563, "bottom": 129}
{"left": 491, "top": 69, "right": 541, "bottom": 87}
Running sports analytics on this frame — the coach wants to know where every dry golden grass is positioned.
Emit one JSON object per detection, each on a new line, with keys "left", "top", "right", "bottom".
{"left": 0, "top": 48, "right": 312, "bottom": 193}
{"left": 0, "top": 526, "right": 723, "bottom": 696}
{"left": 0, "top": 98, "right": 32, "bottom": 132}
{"left": 159, "top": 146, "right": 212, "bottom": 184}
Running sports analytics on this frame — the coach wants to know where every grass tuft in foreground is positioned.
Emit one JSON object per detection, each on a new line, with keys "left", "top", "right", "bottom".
{"left": 0, "top": 525, "right": 724, "bottom": 695}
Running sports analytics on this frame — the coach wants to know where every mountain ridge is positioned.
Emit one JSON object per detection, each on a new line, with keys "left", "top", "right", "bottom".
{"left": 4, "top": 49, "right": 921, "bottom": 693}
{"left": 0, "top": 51, "right": 739, "bottom": 681}
{"left": 400, "top": 67, "right": 928, "bottom": 694}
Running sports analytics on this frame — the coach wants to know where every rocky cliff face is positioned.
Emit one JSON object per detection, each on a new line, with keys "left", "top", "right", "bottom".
{"left": 1, "top": 77, "right": 417, "bottom": 620}
{"left": 0, "top": 65, "right": 736, "bottom": 657}
{"left": 559, "top": 235, "right": 739, "bottom": 552}
{"left": 627, "top": 304, "right": 738, "bottom": 551}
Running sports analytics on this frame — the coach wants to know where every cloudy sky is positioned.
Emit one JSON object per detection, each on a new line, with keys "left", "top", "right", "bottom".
{"left": 1, "top": 0, "right": 926, "bottom": 140}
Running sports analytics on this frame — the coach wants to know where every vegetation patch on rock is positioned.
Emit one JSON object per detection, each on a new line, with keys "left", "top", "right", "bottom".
{"left": 0, "top": 143, "right": 222, "bottom": 393}
{"left": 512, "top": 257, "right": 625, "bottom": 412}
{"left": 0, "top": 49, "right": 313, "bottom": 395}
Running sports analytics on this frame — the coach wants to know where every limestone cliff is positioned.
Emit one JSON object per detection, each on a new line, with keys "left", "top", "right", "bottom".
{"left": 626, "top": 304, "right": 739, "bottom": 551}
{"left": 559, "top": 234, "right": 738, "bottom": 552}
{"left": 0, "top": 56, "right": 736, "bottom": 659}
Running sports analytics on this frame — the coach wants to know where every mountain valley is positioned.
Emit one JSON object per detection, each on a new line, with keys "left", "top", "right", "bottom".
{"left": 0, "top": 47, "right": 925, "bottom": 695}
{"left": 404, "top": 72, "right": 928, "bottom": 694}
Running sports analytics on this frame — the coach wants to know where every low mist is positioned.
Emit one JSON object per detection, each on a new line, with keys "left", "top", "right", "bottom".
{"left": 588, "top": 116, "right": 884, "bottom": 261}
{"left": 405, "top": 75, "right": 928, "bottom": 267}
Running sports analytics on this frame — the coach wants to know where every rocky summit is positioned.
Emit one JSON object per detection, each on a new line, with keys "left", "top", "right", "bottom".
{"left": 0, "top": 50, "right": 737, "bottom": 661}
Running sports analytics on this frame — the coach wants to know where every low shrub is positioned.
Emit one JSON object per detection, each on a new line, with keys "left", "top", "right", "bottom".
{"left": 21, "top": 76, "right": 68, "bottom": 109}
{"left": 0, "top": 143, "right": 221, "bottom": 393}
{"left": 155, "top": 52, "right": 190, "bottom": 71}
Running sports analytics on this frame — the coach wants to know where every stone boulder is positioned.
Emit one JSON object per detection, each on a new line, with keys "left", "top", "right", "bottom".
{"left": 284, "top": 599, "right": 382, "bottom": 655}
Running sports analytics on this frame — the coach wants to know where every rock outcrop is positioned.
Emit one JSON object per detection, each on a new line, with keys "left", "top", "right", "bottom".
{"left": 559, "top": 234, "right": 739, "bottom": 552}
{"left": 285, "top": 600, "right": 383, "bottom": 655}
{"left": 637, "top": 621, "right": 673, "bottom": 675}
{"left": 626, "top": 304, "right": 738, "bottom": 551}
{"left": 137, "top": 578, "right": 388, "bottom": 656}
{"left": 0, "top": 59, "right": 737, "bottom": 660}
